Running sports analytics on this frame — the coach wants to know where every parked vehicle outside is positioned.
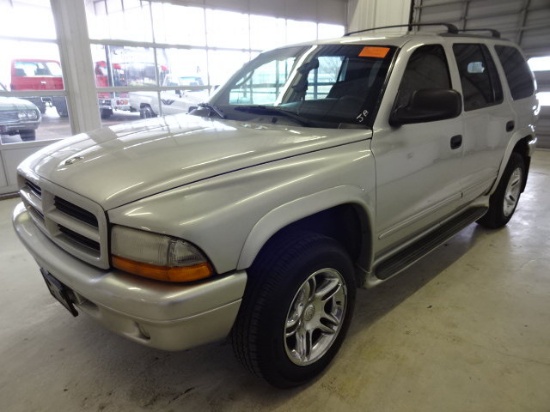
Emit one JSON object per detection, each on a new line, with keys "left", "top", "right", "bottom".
{"left": 129, "top": 74, "right": 208, "bottom": 118}
{"left": 0, "top": 84, "right": 41, "bottom": 141}
{"left": 10, "top": 58, "right": 68, "bottom": 117}
{"left": 13, "top": 25, "right": 538, "bottom": 388}
{"left": 94, "top": 61, "right": 132, "bottom": 119}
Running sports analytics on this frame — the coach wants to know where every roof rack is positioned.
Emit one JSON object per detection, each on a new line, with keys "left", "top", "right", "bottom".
{"left": 456, "top": 28, "right": 501, "bottom": 38}
{"left": 344, "top": 23, "right": 459, "bottom": 37}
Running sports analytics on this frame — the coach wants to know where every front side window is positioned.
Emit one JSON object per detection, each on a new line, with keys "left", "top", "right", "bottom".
{"left": 209, "top": 44, "right": 396, "bottom": 128}
{"left": 395, "top": 44, "right": 451, "bottom": 109}
{"left": 495, "top": 46, "right": 535, "bottom": 100}
{"left": 453, "top": 44, "right": 503, "bottom": 111}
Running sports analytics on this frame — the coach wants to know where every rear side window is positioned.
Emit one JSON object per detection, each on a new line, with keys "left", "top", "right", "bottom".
{"left": 453, "top": 44, "right": 503, "bottom": 111}
{"left": 495, "top": 46, "right": 535, "bottom": 100}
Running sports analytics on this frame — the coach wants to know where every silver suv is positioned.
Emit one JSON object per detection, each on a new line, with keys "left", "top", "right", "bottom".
{"left": 13, "top": 24, "right": 538, "bottom": 388}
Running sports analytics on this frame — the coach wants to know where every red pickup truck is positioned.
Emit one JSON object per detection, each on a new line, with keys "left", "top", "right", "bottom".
{"left": 10, "top": 59, "right": 68, "bottom": 117}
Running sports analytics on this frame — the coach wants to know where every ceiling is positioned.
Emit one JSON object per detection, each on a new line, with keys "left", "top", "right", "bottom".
{"left": 410, "top": 0, "right": 550, "bottom": 57}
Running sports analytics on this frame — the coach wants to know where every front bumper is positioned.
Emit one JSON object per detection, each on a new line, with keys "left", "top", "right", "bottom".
{"left": 12, "top": 202, "right": 247, "bottom": 351}
{"left": 0, "top": 120, "right": 40, "bottom": 134}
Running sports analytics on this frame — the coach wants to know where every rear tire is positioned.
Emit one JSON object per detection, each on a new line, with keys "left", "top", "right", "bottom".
{"left": 477, "top": 152, "right": 525, "bottom": 229}
{"left": 231, "top": 232, "right": 355, "bottom": 388}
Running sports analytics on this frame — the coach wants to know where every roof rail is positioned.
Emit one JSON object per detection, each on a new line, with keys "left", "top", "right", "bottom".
{"left": 344, "top": 23, "right": 459, "bottom": 37}
{"left": 456, "top": 28, "right": 501, "bottom": 38}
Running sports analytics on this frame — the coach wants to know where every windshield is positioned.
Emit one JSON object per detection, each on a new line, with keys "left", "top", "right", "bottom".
{"left": 201, "top": 43, "right": 396, "bottom": 128}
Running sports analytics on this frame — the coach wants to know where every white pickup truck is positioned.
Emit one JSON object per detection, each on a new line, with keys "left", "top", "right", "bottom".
{"left": 129, "top": 74, "right": 209, "bottom": 118}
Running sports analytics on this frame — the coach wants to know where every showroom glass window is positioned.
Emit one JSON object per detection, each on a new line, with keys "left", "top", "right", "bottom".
{"left": 529, "top": 56, "right": 550, "bottom": 107}
{"left": 0, "top": 0, "right": 71, "bottom": 144}
{"left": 85, "top": 0, "right": 344, "bottom": 125}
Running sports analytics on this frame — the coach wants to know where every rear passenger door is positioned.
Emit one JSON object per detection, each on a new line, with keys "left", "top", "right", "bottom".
{"left": 451, "top": 43, "right": 514, "bottom": 204}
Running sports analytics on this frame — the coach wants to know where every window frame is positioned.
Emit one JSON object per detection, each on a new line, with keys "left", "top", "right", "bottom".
{"left": 495, "top": 45, "right": 535, "bottom": 101}
{"left": 452, "top": 43, "right": 504, "bottom": 112}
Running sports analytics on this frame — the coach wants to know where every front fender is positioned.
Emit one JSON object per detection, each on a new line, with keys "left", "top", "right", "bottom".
{"left": 108, "top": 141, "right": 375, "bottom": 276}
{"left": 236, "top": 185, "right": 374, "bottom": 270}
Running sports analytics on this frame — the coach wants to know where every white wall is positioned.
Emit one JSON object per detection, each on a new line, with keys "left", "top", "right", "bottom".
{"left": 347, "top": 0, "right": 411, "bottom": 34}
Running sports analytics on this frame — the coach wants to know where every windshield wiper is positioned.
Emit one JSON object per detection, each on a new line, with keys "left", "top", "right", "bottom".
{"left": 233, "top": 105, "right": 312, "bottom": 127}
{"left": 198, "top": 102, "right": 225, "bottom": 119}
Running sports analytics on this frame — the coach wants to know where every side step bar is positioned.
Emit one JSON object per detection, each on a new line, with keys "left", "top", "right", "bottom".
{"left": 375, "top": 207, "right": 487, "bottom": 281}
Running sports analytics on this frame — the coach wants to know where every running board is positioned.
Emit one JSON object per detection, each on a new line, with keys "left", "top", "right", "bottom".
{"left": 375, "top": 207, "right": 487, "bottom": 281}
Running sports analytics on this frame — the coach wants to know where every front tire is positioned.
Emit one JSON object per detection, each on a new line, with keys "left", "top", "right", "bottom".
{"left": 232, "top": 232, "right": 356, "bottom": 388}
{"left": 19, "top": 130, "right": 36, "bottom": 141}
{"left": 140, "top": 105, "right": 155, "bottom": 119}
{"left": 100, "top": 108, "right": 113, "bottom": 119}
{"left": 477, "top": 152, "right": 525, "bottom": 229}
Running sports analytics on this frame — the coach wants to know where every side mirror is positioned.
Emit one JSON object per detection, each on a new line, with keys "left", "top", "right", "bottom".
{"left": 389, "top": 89, "right": 462, "bottom": 127}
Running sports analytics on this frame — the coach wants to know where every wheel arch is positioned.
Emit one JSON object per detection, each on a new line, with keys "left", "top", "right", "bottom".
{"left": 492, "top": 132, "right": 536, "bottom": 194}
{"left": 237, "top": 186, "right": 374, "bottom": 287}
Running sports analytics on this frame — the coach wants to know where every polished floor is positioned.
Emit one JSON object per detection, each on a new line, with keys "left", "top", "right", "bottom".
{"left": 1, "top": 151, "right": 549, "bottom": 412}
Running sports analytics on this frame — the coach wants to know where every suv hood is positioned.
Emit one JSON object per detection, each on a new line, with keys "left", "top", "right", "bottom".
{"left": 19, "top": 115, "right": 371, "bottom": 210}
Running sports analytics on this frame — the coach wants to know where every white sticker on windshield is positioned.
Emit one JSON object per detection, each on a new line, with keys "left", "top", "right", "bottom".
{"left": 356, "top": 110, "right": 369, "bottom": 123}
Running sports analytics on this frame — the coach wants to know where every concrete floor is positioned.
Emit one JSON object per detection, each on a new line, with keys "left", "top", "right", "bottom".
{"left": 1, "top": 151, "right": 550, "bottom": 412}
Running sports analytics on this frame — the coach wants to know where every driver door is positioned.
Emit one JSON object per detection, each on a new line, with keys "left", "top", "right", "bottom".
{"left": 372, "top": 44, "right": 465, "bottom": 254}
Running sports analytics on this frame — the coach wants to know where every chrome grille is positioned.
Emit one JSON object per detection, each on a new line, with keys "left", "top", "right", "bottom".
{"left": 19, "top": 176, "right": 109, "bottom": 269}
{"left": 0, "top": 110, "right": 19, "bottom": 123}
{"left": 54, "top": 197, "right": 98, "bottom": 228}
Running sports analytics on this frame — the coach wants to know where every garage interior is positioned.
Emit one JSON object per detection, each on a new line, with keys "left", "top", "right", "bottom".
{"left": 1, "top": 0, "right": 549, "bottom": 410}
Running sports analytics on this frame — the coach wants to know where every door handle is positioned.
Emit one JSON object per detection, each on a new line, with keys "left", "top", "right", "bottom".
{"left": 506, "top": 120, "right": 515, "bottom": 132}
{"left": 450, "top": 134, "right": 462, "bottom": 150}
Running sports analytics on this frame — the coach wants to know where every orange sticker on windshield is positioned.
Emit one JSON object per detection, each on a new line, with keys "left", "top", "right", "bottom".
{"left": 359, "top": 46, "right": 390, "bottom": 58}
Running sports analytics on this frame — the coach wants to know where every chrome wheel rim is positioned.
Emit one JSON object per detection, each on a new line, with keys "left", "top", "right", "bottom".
{"left": 503, "top": 167, "right": 523, "bottom": 217}
{"left": 284, "top": 268, "right": 347, "bottom": 366}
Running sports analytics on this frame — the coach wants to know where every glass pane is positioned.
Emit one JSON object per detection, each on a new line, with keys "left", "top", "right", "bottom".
{"left": 208, "top": 50, "right": 251, "bottom": 88}
{"left": 305, "top": 56, "right": 343, "bottom": 100}
{"left": 206, "top": 10, "right": 249, "bottom": 49}
{"left": 495, "top": 46, "right": 535, "bottom": 100}
{"left": 86, "top": 0, "right": 153, "bottom": 42}
{"left": 0, "top": 94, "right": 72, "bottom": 144}
{"left": 151, "top": 4, "right": 206, "bottom": 46}
{"left": 155, "top": 48, "right": 208, "bottom": 87}
{"left": 229, "top": 56, "right": 298, "bottom": 105}
{"left": 0, "top": 0, "right": 56, "bottom": 40}
{"left": 528, "top": 56, "right": 550, "bottom": 72}
{"left": 287, "top": 20, "right": 317, "bottom": 43}
{"left": 453, "top": 43, "right": 502, "bottom": 111}
{"left": 318, "top": 24, "right": 345, "bottom": 40}
{"left": 155, "top": 48, "right": 209, "bottom": 116}
{"left": 91, "top": 45, "right": 157, "bottom": 87}
{"left": 250, "top": 15, "right": 286, "bottom": 50}
{"left": 537, "top": 92, "right": 550, "bottom": 107}
{"left": 0, "top": 38, "right": 71, "bottom": 143}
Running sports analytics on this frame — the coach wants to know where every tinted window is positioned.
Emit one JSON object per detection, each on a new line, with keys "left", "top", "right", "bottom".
{"left": 396, "top": 45, "right": 451, "bottom": 108}
{"left": 453, "top": 44, "right": 503, "bottom": 111}
{"left": 495, "top": 46, "right": 535, "bottom": 100}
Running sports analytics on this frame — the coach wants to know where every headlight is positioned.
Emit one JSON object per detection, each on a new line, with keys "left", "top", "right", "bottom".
{"left": 111, "top": 226, "right": 213, "bottom": 282}
{"left": 27, "top": 110, "right": 39, "bottom": 120}
{"left": 17, "top": 110, "right": 39, "bottom": 120}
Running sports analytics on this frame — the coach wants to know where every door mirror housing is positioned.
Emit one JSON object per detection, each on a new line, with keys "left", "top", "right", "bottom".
{"left": 389, "top": 89, "right": 462, "bottom": 127}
